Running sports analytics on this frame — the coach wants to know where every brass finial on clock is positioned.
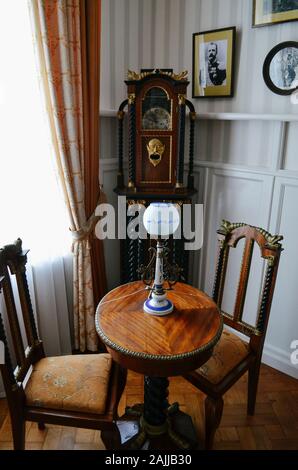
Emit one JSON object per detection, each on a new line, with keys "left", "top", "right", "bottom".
{"left": 127, "top": 69, "right": 188, "bottom": 82}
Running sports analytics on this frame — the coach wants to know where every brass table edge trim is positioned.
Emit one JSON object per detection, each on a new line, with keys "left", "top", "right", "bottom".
{"left": 95, "top": 311, "right": 223, "bottom": 362}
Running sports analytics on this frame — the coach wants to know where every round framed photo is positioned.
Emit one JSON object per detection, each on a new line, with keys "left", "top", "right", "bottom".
{"left": 263, "top": 41, "right": 298, "bottom": 95}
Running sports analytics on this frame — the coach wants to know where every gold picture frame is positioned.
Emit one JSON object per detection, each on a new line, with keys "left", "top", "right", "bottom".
{"left": 192, "top": 27, "right": 236, "bottom": 98}
{"left": 253, "top": 0, "right": 298, "bottom": 27}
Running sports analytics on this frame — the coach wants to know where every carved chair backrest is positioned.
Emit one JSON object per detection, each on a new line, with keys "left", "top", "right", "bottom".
{"left": 212, "top": 221, "right": 283, "bottom": 356}
{"left": 0, "top": 239, "right": 44, "bottom": 395}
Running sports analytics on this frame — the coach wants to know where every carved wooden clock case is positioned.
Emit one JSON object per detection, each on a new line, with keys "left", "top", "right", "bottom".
{"left": 114, "top": 69, "right": 197, "bottom": 284}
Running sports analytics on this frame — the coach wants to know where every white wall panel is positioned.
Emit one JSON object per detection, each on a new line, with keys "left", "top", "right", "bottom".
{"left": 283, "top": 122, "right": 298, "bottom": 172}
{"left": 201, "top": 169, "right": 274, "bottom": 322}
{"left": 265, "top": 178, "right": 298, "bottom": 378}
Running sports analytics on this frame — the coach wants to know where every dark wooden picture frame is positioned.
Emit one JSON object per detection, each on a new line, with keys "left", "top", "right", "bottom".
{"left": 263, "top": 41, "right": 298, "bottom": 95}
{"left": 192, "top": 26, "right": 236, "bottom": 99}
{"left": 253, "top": 0, "right": 298, "bottom": 27}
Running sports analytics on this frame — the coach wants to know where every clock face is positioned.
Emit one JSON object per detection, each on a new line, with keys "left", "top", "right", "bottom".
{"left": 142, "top": 107, "right": 171, "bottom": 130}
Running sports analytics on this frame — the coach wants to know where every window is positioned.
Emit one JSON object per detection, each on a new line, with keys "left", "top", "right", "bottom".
{"left": 0, "top": 1, "right": 70, "bottom": 263}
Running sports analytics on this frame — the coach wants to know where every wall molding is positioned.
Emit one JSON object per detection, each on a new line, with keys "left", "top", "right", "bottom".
{"left": 197, "top": 113, "right": 298, "bottom": 122}
{"left": 100, "top": 109, "right": 298, "bottom": 122}
{"left": 194, "top": 162, "right": 298, "bottom": 181}
{"left": 262, "top": 343, "right": 298, "bottom": 379}
{"left": 194, "top": 160, "right": 276, "bottom": 176}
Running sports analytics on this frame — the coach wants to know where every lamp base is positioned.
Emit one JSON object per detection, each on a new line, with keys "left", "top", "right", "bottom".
{"left": 143, "top": 291, "right": 174, "bottom": 316}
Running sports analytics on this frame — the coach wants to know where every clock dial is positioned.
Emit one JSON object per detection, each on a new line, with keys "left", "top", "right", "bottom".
{"left": 142, "top": 107, "right": 171, "bottom": 130}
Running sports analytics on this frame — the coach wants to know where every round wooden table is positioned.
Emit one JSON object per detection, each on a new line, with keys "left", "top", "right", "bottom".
{"left": 95, "top": 281, "right": 222, "bottom": 450}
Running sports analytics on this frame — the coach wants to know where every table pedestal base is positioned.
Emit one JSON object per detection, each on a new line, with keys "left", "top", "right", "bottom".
{"left": 117, "top": 404, "right": 199, "bottom": 450}
{"left": 116, "top": 376, "right": 199, "bottom": 450}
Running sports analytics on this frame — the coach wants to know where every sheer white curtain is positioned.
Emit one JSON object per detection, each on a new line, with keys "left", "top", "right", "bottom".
{"left": 0, "top": 1, "right": 73, "bottom": 394}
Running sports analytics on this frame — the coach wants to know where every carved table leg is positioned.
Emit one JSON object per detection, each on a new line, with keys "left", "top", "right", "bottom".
{"left": 144, "top": 376, "right": 169, "bottom": 425}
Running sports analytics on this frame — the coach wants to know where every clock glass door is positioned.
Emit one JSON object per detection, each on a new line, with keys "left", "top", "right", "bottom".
{"left": 142, "top": 87, "right": 172, "bottom": 130}
{"left": 136, "top": 81, "right": 177, "bottom": 190}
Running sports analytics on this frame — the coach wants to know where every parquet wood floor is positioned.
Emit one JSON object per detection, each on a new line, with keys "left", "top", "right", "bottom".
{"left": 0, "top": 364, "right": 297, "bottom": 450}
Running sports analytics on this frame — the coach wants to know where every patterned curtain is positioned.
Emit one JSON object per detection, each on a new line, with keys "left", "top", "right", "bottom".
{"left": 30, "top": 0, "right": 107, "bottom": 352}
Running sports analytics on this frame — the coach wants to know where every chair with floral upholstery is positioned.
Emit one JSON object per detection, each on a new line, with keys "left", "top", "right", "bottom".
{"left": 184, "top": 220, "right": 283, "bottom": 449}
{"left": 0, "top": 239, "right": 127, "bottom": 450}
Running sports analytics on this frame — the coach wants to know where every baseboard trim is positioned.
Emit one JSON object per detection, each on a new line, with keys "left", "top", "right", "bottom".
{"left": 225, "top": 326, "right": 298, "bottom": 379}
{"left": 262, "top": 343, "right": 298, "bottom": 379}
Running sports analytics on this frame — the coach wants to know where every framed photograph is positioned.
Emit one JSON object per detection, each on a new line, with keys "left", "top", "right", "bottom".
{"left": 253, "top": 0, "right": 298, "bottom": 27}
{"left": 192, "top": 26, "right": 236, "bottom": 98}
{"left": 263, "top": 41, "right": 298, "bottom": 95}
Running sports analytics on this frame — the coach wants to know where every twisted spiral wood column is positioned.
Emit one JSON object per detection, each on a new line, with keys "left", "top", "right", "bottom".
{"left": 128, "top": 98, "right": 136, "bottom": 188}
{"left": 186, "top": 99, "right": 196, "bottom": 190}
{"left": 0, "top": 311, "right": 15, "bottom": 385}
{"left": 116, "top": 100, "right": 128, "bottom": 189}
{"left": 144, "top": 376, "right": 169, "bottom": 426}
{"left": 18, "top": 270, "right": 39, "bottom": 341}
{"left": 257, "top": 262, "right": 274, "bottom": 333}
{"left": 127, "top": 213, "right": 138, "bottom": 282}
{"left": 176, "top": 97, "right": 186, "bottom": 187}
{"left": 212, "top": 241, "right": 229, "bottom": 308}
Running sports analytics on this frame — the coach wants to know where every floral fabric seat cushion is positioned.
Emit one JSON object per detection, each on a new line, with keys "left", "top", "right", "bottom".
{"left": 196, "top": 329, "right": 250, "bottom": 384}
{"left": 25, "top": 354, "right": 112, "bottom": 414}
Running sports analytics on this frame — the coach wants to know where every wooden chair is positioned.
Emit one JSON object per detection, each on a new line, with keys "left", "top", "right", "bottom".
{"left": 0, "top": 239, "right": 127, "bottom": 450}
{"left": 184, "top": 220, "right": 283, "bottom": 450}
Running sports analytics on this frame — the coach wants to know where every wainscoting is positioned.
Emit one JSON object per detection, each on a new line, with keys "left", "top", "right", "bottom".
{"left": 99, "top": 0, "right": 298, "bottom": 379}
{"left": 100, "top": 112, "right": 298, "bottom": 380}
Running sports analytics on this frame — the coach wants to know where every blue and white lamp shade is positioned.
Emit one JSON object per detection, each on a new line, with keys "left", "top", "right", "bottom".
{"left": 143, "top": 202, "right": 180, "bottom": 237}
{"left": 142, "top": 202, "right": 179, "bottom": 315}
